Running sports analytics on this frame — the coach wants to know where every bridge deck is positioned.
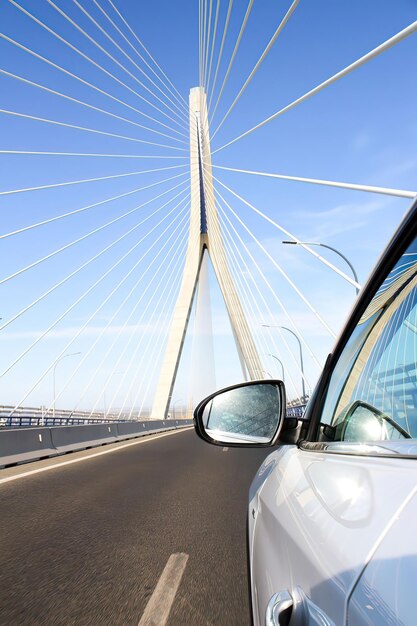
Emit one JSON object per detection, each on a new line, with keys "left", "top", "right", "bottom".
{"left": 0, "top": 428, "right": 269, "bottom": 626}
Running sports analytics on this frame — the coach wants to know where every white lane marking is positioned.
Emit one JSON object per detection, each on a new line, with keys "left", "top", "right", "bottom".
{"left": 0, "top": 428, "right": 193, "bottom": 487}
{"left": 138, "top": 553, "right": 188, "bottom": 626}
{"left": 223, "top": 447, "right": 229, "bottom": 452}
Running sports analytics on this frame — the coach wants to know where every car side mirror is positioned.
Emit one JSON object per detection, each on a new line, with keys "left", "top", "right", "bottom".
{"left": 193, "top": 380, "right": 286, "bottom": 447}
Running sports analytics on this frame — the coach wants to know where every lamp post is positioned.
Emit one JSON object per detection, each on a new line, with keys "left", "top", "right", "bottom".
{"left": 282, "top": 240, "right": 360, "bottom": 295}
{"left": 262, "top": 325, "right": 306, "bottom": 400}
{"left": 172, "top": 398, "right": 184, "bottom": 420}
{"left": 53, "top": 352, "right": 81, "bottom": 419}
{"left": 268, "top": 354, "right": 285, "bottom": 382}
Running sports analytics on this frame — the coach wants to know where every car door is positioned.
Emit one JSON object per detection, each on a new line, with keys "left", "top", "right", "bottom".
{"left": 250, "top": 205, "right": 417, "bottom": 625}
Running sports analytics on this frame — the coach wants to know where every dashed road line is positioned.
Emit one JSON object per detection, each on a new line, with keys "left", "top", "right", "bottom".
{"left": 138, "top": 553, "right": 189, "bottom": 626}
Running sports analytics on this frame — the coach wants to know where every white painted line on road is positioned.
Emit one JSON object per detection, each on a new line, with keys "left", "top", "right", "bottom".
{"left": 138, "top": 553, "right": 188, "bottom": 626}
{"left": 0, "top": 428, "right": 193, "bottom": 487}
{"left": 223, "top": 447, "right": 229, "bottom": 452}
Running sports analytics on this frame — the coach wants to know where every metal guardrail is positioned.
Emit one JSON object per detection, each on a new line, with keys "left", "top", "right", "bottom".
{"left": 285, "top": 405, "right": 307, "bottom": 418}
{"left": 0, "top": 404, "right": 307, "bottom": 427}
{"left": 0, "top": 415, "right": 188, "bottom": 428}
{"left": 0, "top": 416, "right": 132, "bottom": 428}
{"left": 0, "top": 404, "right": 132, "bottom": 421}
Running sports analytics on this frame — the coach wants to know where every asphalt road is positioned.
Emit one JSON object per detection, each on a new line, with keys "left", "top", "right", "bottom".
{"left": 0, "top": 427, "right": 270, "bottom": 626}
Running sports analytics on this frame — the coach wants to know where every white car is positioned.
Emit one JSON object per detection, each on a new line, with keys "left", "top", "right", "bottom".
{"left": 194, "top": 199, "right": 417, "bottom": 625}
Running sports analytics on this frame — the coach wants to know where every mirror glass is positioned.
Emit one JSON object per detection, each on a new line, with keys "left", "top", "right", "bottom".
{"left": 202, "top": 383, "right": 282, "bottom": 444}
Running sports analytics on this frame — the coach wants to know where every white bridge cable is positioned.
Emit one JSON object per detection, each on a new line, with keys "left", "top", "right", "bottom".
{"left": 222, "top": 221, "right": 303, "bottom": 402}
{"left": 203, "top": 0, "right": 213, "bottom": 89}
{"left": 6, "top": 0, "right": 187, "bottom": 136}
{"left": 132, "top": 228, "right": 202, "bottom": 420}
{"left": 100, "top": 220, "right": 199, "bottom": 418}
{"left": 0, "top": 34, "right": 187, "bottom": 141}
{"left": 0, "top": 188, "right": 190, "bottom": 331}
{"left": 217, "top": 198, "right": 321, "bottom": 379}
{"left": 0, "top": 150, "right": 187, "bottom": 159}
{"left": 209, "top": 0, "right": 254, "bottom": 125}
{"left": 118, "top": 241, "right": 191, "bottom": 420}
{"left": 207, "top": 0, "right": 233, "bottom": 113}
{"left": 213, "top": 175, "right": 362, "bottom": 290}
{"left": 0, "top": 177, "right": 189, "bottom": 282}
{"left": 213, "top": 19, "right": 417, "bottom": 154}
{"left": 70, "top": 209, "right": 191, "bottom": 415}
{"left": 46, "top": 209, "right": 190, "bottom": 415}
{"left": 0, "top": 109, "right": 187, "bottom": 152}
{"left": 204, "top": 193, "right": 268, "bottom": 373}
{"left": 212, "top": 186, "right": 323, "bottom": 367}
{"left": 203, "top": 0, "right": 213, "bottom": 88}
{"left": 215, "top": 197, "right": 307, "bottom": 400}
{"left": 45, "top": 0, "right": 188, "bottom": 130}
{"left": 133, "top": 228, "right": 202, "bottom": 420}
{"left": 201, "top": 0, "right": 208, "bottom": 89}
{"left": 0, "top": 69, "right": 187, "bottom": 145}
{"left": 5, "top": 197, "right": 191, "bottom": 413}
{"left": 205, "top": 191, "right": 306, "bottom": 397}
{"left": 0, "top": 163, "right": 187, "bottom": 197}
{"left": 0, "top": 171, "right": 188, "bottom": 242}
{"left": 106, "top": 0, "right": 188, "bottom": 110}
{"left": 203, "top": 193, "right": 261, "bottom": 372}
{"left": 212, "top": 180, "right": 337, "bottom": 337}
{"left": 1, "top": 190, "right": 190, "bottom": 374}
{"left": 132, "top": 271, "right": 186, "bottom": 421}
{"left": 71, "top": 0, "right": 188, "bottom": 123}
{"left": 92, "top": 0, "right": 188, "bottom": 117}
{"left": 211, "top": 0, "right": 300, "bottom": 139}
{"left": 223, "top": 231, "right": 303, "bottom": 402}
{"left": 205, "top": 0, "right": 220, "bottom": 95}
{"left": 90, "top": 243, "right": 186, "bottom": 418}
{"left": 199, "top": 0, "right": 204, "bottom": 87}
{"left": 107, "top": 166, "right": 200, "bottom": 415}
{"left": 213, "top": 165, "right": 417, "bottom": 200}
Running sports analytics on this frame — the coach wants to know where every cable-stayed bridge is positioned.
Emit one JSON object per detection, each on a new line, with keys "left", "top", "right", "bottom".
{"left": 0, "top": 1, "right": 417, "bottom": 624}
{"left": 1, "top": 1, "right": 416, "bottom": 421}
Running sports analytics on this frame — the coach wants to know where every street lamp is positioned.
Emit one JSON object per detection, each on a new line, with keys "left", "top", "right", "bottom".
{"left": 262, "top": 325, "right": 306, "bottom": 400}
{"left": 282, "top": 240, "right": 360, "bottom": 295}
{"left": 268, "top": 354, "right": 285, "bottom": 382}
{"left": 172, "top": 398, "right": 184, "bottom": 420}
{"left": 53, "top": 352, "right": 81, "bottom": 418}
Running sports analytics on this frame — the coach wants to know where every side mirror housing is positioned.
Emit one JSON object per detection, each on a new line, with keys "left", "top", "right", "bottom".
{"left": 193, "top": 380, "right": 286, "bottom": 447}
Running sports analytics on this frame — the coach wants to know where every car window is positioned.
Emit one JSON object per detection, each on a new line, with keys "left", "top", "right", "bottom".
{"left": 321, "top": 238, "right": 417, "bottom": 443}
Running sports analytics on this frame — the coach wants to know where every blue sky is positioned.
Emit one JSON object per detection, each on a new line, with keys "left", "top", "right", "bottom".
{"left": 0, "top": 0, "right": 416, "bottom": 413}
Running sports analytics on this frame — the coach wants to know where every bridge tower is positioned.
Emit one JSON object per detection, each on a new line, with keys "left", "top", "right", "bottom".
{"left": 151, "top": 87, "right": 262, "bottom": 419}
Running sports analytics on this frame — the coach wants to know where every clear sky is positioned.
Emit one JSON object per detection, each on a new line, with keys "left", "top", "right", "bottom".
{"left": 0, "top": 0, "right": 416, "bottom": 414}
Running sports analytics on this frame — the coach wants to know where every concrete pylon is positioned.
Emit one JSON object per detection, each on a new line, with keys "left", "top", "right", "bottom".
{"left": 151, "top": 87, "right": 262, "bottom": 419}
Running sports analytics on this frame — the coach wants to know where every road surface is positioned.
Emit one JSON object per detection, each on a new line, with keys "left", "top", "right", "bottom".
{"left": 0, "top": 427, "right": 270, "bottom": 625}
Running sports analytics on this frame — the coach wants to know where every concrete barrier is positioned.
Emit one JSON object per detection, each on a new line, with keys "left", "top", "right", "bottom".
{"left": 146, "top": 419, "right": 171, "bottom": 434}
{"left": 174, "top": 420, "right": 193, "bottom": 427}
{"left": 0, "top": 420, "right": 194, "bottom": 468}
{"left": 116, "top": 422, "right": 148, "bottom": 441}
{"left": 50, "top": 424, "right": 118, "bottom": 453}
{"left": 0, "top": 427, "right": 57, "bottom": 468}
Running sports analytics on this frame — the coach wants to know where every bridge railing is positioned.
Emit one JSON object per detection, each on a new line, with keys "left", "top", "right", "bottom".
{"left": 0, "top": 404, "right": 307, "bottom": 427}
{"left": 0, "top": 404, "right": 157, "bottom": 427}
{"left": 286, "top": 404, "right": 307, "bottom": 418}
{"left": 0, "top": 416, "right": 135, "bottom": 428}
